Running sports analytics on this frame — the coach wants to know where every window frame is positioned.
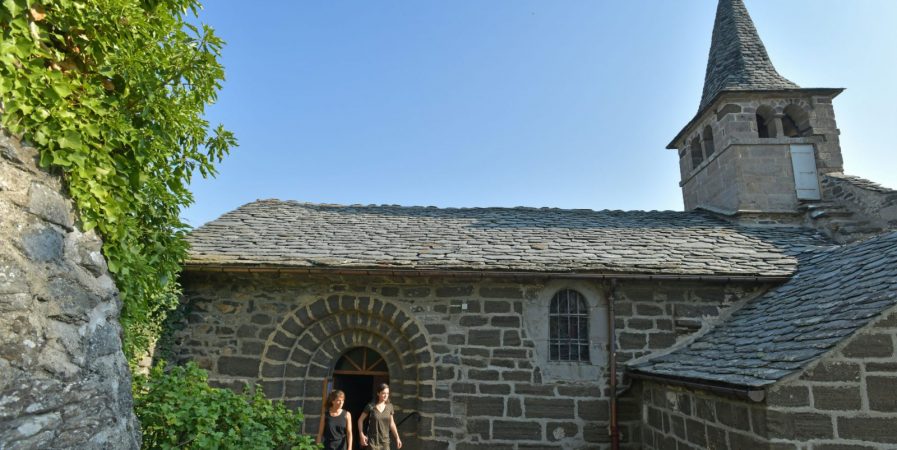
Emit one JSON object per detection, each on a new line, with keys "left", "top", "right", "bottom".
{"left": 548, "top": 289, "right": 590, "bottom": 362}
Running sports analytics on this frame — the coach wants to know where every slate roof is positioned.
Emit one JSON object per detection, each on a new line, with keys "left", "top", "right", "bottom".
{"left": 630, "top": 231, "right": 897, "bottom": 388}
{"left": 699, "top": 0, "right": 799, "bottom": 109}
{"left": 186, "top": 200, "right": 828, "bottom": 277}
{"left": 826, "top": 173, "right": 897, "bottom": 194}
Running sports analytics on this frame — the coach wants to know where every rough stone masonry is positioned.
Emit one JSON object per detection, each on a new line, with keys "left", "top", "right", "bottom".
{"left": 0, "top": 131, "right": 140, "bottom": 449}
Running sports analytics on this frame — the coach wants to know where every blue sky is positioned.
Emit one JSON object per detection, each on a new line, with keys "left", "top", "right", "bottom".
{"left": 182, "top": 1, "right": 897, "bottom": 227}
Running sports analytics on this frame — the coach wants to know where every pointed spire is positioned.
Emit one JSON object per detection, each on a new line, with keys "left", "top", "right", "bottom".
{"left": 700, "top": 0, "right": 798, "bottom": 109}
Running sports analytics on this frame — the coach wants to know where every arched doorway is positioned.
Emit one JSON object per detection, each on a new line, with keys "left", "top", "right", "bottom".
{"left": 263, "top": 296, "right": 435, "bottom": 441}
{"left": 327, "top": 347, "right": 389, "bottom": 450}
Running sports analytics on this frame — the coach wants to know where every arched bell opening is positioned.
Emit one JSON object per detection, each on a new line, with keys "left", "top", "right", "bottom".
{"left": 756, "top": 105, "right": 777, "bottom": 138}
{"left": 782, "top": 104, "right": 811, "bottom": 137}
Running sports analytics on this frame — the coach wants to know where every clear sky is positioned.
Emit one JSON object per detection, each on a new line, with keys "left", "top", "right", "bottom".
{"left": 182, "top": 0, "right": 897, "bottom": 227}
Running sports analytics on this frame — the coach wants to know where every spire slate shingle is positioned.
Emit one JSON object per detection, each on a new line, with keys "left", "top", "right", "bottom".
{"left": 699, "top": 0, "right": 799, "bottom": 109}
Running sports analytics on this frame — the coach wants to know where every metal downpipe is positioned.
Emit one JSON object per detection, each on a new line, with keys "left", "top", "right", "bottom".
{"left": 607, "top": 278, "right": 620, "bottom": 450}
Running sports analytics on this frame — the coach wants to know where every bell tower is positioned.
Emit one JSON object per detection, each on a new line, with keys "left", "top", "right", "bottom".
{"left": 669, "top": 0, "right": 844, "bottom": 214}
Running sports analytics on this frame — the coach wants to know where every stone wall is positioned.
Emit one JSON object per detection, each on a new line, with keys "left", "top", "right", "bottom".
{"left": 638, "top": 304, "right": 897, "bottom": 450}
{"left": 763, "top": 303, "right": 897, "bottom": 449}
{"left": 819, "top": 173, "right": 897, "bottom": 237}
{"left": 680, "top": 143, "right": 741, "bottom": 213}
{"left": 0, "top": 133, "right": 140, "bottom": 448}
{"left": 172, "top": 270, "right": 764, "bottom": 450}
{"left": 639, "top": 382, "right": 769, "bottom": 449}
{"left": 612, "top": 282, "right": 764, "bottom": 365}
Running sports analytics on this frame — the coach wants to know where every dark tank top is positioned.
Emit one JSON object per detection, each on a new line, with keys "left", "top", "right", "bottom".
{"left": 323, "top": 409, "right": 347, "bottom": 450}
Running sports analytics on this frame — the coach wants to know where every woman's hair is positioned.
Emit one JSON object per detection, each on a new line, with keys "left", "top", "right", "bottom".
{"left": 373, "top": 383, "right": 390, "bottom": 403}
{"left": 326, "top": 389, "right": 345, "bottom": 408}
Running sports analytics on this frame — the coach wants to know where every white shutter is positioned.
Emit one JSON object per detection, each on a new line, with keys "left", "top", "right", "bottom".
{"left": 790, "top": 144, "right": 821, "bottom": 200}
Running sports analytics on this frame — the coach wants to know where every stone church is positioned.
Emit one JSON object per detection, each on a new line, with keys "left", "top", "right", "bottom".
{"left": 172, "top": 1, "right": 897, "bottom": 449}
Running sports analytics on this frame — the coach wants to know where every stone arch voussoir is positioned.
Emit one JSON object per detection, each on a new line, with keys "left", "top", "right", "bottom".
{"left": 258, "top": 295, "right": 435, "bottom": 436}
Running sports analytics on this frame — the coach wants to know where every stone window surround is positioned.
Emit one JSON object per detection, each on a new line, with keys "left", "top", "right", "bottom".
{"left": 523, "top": 279, "right": 609, "bottom": 383}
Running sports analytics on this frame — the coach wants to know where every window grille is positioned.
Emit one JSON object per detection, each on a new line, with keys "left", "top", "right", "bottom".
{"left": 549, "top": 289, "right": 590, "bottom": 362}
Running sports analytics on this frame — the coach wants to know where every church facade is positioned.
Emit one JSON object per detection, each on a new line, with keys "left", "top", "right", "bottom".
{"left": 171, "top": 1, "right": 897, "bottom": 449}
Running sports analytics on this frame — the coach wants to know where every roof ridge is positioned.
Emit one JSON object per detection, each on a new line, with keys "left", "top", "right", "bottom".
{"left": 234, "top": 199, "right": 687, "bottom": 215}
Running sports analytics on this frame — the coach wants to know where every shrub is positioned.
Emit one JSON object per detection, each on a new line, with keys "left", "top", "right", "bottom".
{"left": 0, "top": 0, "right": 236, "bottom": 363}
{"left": 134, "top": 362, "right": 319, "bottom": 450}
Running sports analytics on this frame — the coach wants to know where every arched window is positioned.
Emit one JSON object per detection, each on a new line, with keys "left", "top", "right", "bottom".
{"left": 782, "top": 104, "right": 809, "bottom": 138}
{"left": 690, "top": 138, "right": 704, "bottom": 169}
{"left": 549, "top": 289, "right": 589, "bottom": 362}
{"left": 756, "top": 106, "right": 776, "bottom": 138}
{"left": 702, "top": 125, "right": 715, "bottom": 157}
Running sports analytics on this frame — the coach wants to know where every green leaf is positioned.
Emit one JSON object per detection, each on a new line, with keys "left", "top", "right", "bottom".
{"left": 51, "top": 81, "right": 72, "bottom": 99}
{"left": 2, "top": 0, "right": 24, "bottom": 17}
{"left": 57, "top": 131, "right": 83, "bottom": 150}
{"left": 39, "top": 149, "right": 53, "bottom": 168}
{"left": 33, "top": 129, "right": 48, "bottom": 145}
{"left": 52, "top": 151, "right": 71, "bottom": 167}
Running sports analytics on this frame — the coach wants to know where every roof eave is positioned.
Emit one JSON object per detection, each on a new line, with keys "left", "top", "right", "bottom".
{"left": 182, "top": 261, "right": 793, "bottom": 283}
{"left": 628, "top": 369, "right": 768, "bottom": 402}
{"left": 666, "top": 87, "right": 845, "bottom": 150}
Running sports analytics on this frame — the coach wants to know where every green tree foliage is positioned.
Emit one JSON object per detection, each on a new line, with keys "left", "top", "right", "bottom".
{"left": 134, "top": 362, "right": 320, "bottom": 450}
{"left": 0, "top": 0, "right": 236, "bottom": 361}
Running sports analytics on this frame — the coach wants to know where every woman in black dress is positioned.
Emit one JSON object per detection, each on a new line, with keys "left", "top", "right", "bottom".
{"left": 317, "top": 390, "right": 353, "bottom": 450}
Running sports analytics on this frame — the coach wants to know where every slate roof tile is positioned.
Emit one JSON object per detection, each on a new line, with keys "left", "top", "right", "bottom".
{"left": 630, "top": 231, "right": 897, "bottom": 387}
{"left": 186, "top": 200, "right": 827, "bottom": 276}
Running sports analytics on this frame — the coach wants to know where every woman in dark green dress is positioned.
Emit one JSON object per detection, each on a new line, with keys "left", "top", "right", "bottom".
{"left": 317, "top": 390, "right": 353, "bottom": 450}
{"left": 357, "top": 383, "right": 402, "bottom": 450}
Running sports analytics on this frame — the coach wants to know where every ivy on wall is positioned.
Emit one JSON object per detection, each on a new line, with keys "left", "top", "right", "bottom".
{"left": 0, "top": 0, "right": 235, "bottom": 362}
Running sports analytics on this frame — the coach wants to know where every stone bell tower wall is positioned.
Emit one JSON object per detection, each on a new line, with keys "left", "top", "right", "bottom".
{"left": 676, "top": 94, "right": 843, "bottom": 214}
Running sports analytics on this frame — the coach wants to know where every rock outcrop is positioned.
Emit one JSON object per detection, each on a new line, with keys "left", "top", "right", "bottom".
{"left": 0, "top": 131, "right": 140, "bottom": 449}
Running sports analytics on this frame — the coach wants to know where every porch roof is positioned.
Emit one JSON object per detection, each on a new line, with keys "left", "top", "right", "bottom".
{"left": 630, "top": 231, "right": 897, "bottom": 388}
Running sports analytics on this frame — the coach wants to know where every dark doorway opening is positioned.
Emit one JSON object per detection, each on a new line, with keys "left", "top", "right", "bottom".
{"left": 329, "top": 347, "right": 389, "bottom": 450}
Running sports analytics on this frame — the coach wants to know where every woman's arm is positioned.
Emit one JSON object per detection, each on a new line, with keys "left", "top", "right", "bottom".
{"left": 345, "top": 411, "right": 353, "bottom": 450}
{"left": 357, "top": 410, "right": 368, "bottom": 447}
{"left": 389, "top": 415, "right": 402, "bottom": 449}
{"left": 316, "top": 413, "right": 325, "bottom": 445}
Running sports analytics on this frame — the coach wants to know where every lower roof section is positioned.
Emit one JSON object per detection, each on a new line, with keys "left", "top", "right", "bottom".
{"left": 629, "top": 231, "right": 897, "bottom": 388}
